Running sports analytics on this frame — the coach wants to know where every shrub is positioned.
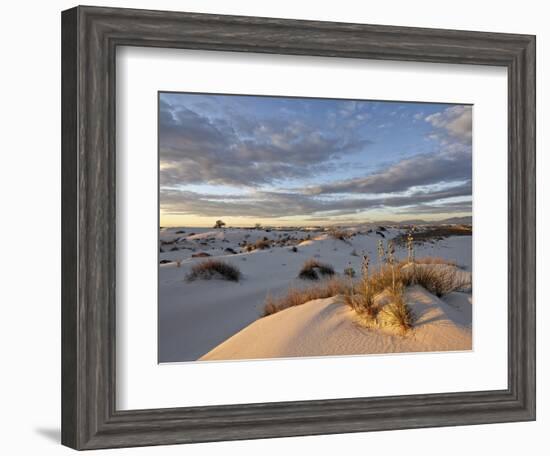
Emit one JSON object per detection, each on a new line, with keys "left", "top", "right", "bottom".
{"left": 191, "top": 252, "right": 211, "bottom": 258}
{"left": 254, "top": 239, "right": 271, "bottom": 250}
{"left": 298, "top": 259, "right": 335, "bottom": 280}
{"left": 263, "top": 277, "right": 348, "bottom": 316}
{"left": 186, "top": 260, "right": 241, "bottom": 282}
{"left": 367, "top": 265, "right": 403, "bottom": 296}
{"left": 401, "top": 264, "right": 470, "bottom": 297}
{"left": 414, "top": 256, "right": 457, "bottom": 266}
{"left": 328, "top": 228, "right": 351, "bottom": 241}
{"left": 393, "top": 225, "right": 471, "bottom": 246}
{"left": 344, "top": 267, "right": 355, "bottom": 278}
{"left": 378, "top": 288, "right": 414, "bottom": 334}
{"left": 344, "top": 284, "right": 379, "bottom": 325}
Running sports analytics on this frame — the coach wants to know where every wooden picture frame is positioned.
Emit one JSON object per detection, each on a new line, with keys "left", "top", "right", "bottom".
{"left": 61, "top": 5, "right": 536, "bottom": 450}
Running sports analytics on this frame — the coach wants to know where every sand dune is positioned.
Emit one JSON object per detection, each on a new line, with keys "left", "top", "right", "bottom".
{"left": 159, "top": 225, "right": 472, "bottom": 362}
{"left": 200, "top": 286, "right": 472, "bottom": 361}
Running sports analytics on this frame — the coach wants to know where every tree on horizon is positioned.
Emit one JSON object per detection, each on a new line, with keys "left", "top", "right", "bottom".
{"left": 213, "top": 220, "right": 226, "bottom": 229}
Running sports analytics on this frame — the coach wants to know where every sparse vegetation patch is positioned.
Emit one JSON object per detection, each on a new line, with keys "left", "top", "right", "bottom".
{"left": 298, "top": 259, "right": 335, "bottom": 280}
{"left": 328, "top": 228, "right": 351, "bottom": 241}
{"left": 378, "top": 287, "right": 414, "bottom": 334}
{"left": 393, "top": 225, "right": 472, "bottom": 246}
{"left": 186, "top": 260, "right": 242, "bottom": 282}
{"left": 263, "top": 277, "right": 347, "bottom": 316}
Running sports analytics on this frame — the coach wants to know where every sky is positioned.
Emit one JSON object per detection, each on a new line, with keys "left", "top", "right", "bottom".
{"left": 159, "top": 92, "right": 472, "bottom": 227}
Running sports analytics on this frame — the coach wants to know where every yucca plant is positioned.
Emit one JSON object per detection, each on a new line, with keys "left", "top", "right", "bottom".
{"left": 386, "top": 240, "right": 397, "bottom": 293}
{"left": 379, "top": 286, "right": 414, "bottom": 334}
{"left": 361, "top": 254, "right": 370, "bottom": 298}
{"left": 406, "top": 232, "right": 416, "bottom": 284}
{"left": 377, "top": 239, "right": 385, "bottom": 266}
{"left": 344, "top": 265, "right": 355, "bottom": 278}
{"left": 407, "top": 232, "right": 415, "bottom": 263}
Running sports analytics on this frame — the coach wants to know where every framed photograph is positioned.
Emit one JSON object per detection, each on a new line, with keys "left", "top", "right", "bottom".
{"left": 61, "top": 5, "right": 536, "bottom": 450}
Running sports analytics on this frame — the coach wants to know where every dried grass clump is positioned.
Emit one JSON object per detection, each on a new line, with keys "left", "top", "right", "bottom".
{"left": 254, "top": 239, "right": 271, "bottom": 250}
{"left": 414, "top": 256, "right": 457, "bottom": 266}
{"left": 186, "top": 259, "right": 242, "bottom": 282}
{"left": 344, "top": 287, "right": 380, "bottom": 326}
{"left": 344, "top": 267, "right": 355, "bottom": 278}
{"left": 263, "top": 277, "right": 348, "bottom": 316}
{"left": 401, "top": 264, "right": 470, "bottom": 297}
{"left": 367, "top": 266, "right": 404, "bottom": 296}
{"left": 378, "top": 288, "right": 414, "bottom": 334}
{"left": 298, "top": 259, "right": 335, "bottom": 280}
{"left": 345, "top": 246, "right": 415, "bottom": 331}
{"left": 393, "top": 225, "right": 472, "bottom": 246}
{"left": 328, "top": 228, "right": 351, "bottom": 241}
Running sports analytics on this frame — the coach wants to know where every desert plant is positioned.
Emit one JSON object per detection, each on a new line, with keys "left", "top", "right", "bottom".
{"left": 407, "top": 232, "right": 415, "bottom": 263}
{"left": 344, "top": 254, "right": 380, "bottom": 324}
{"left": 406, "top": 232, "right": 416, "bottom": 284}
{"left": 366, "top": 265, "right": 404, "bottom": 296}
{"left": 401, "top": 264, "right": 470, "bottom": 297}
{"left": 191, "top": 252, "right": 211, "bottom": 258}
{"left": 213, "top": 220, "right": 226, "bottom": 229}
{"left": 345, "top": 289, "right": 379, "bottom": 324}
{"left": 378, "top": 287, "right": 414, "bottom": 334}
{"left": 386, "top": 240, "right": 397, "bottom": 292}
{"left": 328, "top": 227, "right": 350, "bottom": 241}
{"left": 298, "top": 259, "right": 335, "bottom": 280}
{"left": 254, "top": 238, "right": 271, "bottom": 250}
{"left": 393, "top": 225, "right": 472, "bottom": 246}
{"left": 414, "top": 257, "right": 457, "bottom": 266}
{"left": 377, "top": 239, "right": 385, "bottom": 265}
{"left": 344, "top": 267, "right": 355, "bottom": 278}
{"left": 186, "top": 259, "right": 241, "bottom": 282}
{"left": 360, "top": 254, "right": 370, "bottom": 296}
{"left": 263, "top": 277, "right": 348, "bottom": 316}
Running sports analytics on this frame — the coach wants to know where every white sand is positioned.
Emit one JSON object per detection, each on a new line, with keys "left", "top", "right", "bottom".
{"left": 200, "top": 286, "right": 472, "bottom": 361}
{"left": 159, "top": 226, "right": 472, "bottom": 362}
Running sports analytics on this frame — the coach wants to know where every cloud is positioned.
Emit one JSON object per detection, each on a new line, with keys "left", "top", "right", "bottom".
{"left": 425, "top": 105, "right": 472, "bottom": 141}
{"left": 159, "top": 96, "right": 472, "bottom": 222}
{"left": 159, "top": 100, "right": 371, "bottom": 188}
{"left": 303, "top": 148, "right": 471, "bottom": 195}
{"left": 160, "top": 181, "right": 472, "bottom": 220}
{"left": 395, "top": 200, "right": 472, "bottom": 215}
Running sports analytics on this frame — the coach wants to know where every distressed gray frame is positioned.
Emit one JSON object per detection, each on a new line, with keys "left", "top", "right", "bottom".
{"left": 61, "top": 5, "right": 536, "bottom": 450}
